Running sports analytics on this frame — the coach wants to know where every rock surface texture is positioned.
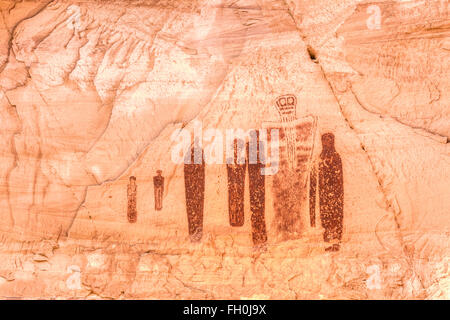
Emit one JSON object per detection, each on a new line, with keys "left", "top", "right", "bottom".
{"left": 0, "top": 0, "right": 448, "bottom": 299}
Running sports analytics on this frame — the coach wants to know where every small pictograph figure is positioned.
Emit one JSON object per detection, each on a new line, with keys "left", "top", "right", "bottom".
{"left": 127, "top": 176, "right": 137, "bottom": 223}
{"left": 184, "top": 139, "right": 205, "bottom": 242}
{"left": 153, "top": 170, "right": 164, "bottom": 211}
{"left": 309, "top": 133, "right": 344, "bottom": 252}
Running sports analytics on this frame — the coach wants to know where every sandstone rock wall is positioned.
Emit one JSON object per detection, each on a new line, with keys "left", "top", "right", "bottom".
{"left": 0, "top": 0, "right": 448, "bottom": 299}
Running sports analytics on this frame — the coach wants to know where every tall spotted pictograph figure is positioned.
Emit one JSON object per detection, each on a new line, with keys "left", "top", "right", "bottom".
{"left": 248, "top": 131, "right": 267, "bottom": 246}
{"left": 226, "top": 139, "right": 246, "bottom": 227}
{"left": 310, "top": 133, "right": 344, "bottom": 252}
{"left": 184, "top": 139, "right": 205, "bottom": 242}
{"left": 127, "top": 176, "right": 137, "bottom": 223}
{"left": 153, "top": 170, "right": 164, "bottom": 211}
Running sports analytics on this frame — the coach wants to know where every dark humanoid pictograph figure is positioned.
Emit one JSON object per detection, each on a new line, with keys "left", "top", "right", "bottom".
{"left": 225, "top": 132, "right": 268, "bottom": 246}
{"left": 226, "top": 138, "right": 246, "bottom": 227}
{"left": 127, "top": 176, "right": 137, "bottom": 223}
{"left": 310, "top": 133, "right": 344, "bottom": 252}
{"left": 153, "top": 170, "right": 164, "bottom": 211}
{"left": 184, "top": 139, "right": 205, "bottom": 242}
{"left": 248, "top": 131, "right": 267, "bottom": 246}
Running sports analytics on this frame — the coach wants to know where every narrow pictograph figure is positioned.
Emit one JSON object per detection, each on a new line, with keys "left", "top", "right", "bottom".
{"left": 248, "top": 131, "right": 267, "bottom": 246}
{"left": 309, "top": 166, "right": 317, "bottom": 228}
{"left": 309, "top": 133, "right": 344, "bottom": 252}
{"left": 153, "top": 170, "right": 164, "bottom": 211}
{"left": 226, "top": 139, "right": 246, "bottom": 227}
{"left": 184, "top": 139, "right": 205, "bottom": 242}
{"left": 127, "top": 176, "right": 137, "bottom": 223}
